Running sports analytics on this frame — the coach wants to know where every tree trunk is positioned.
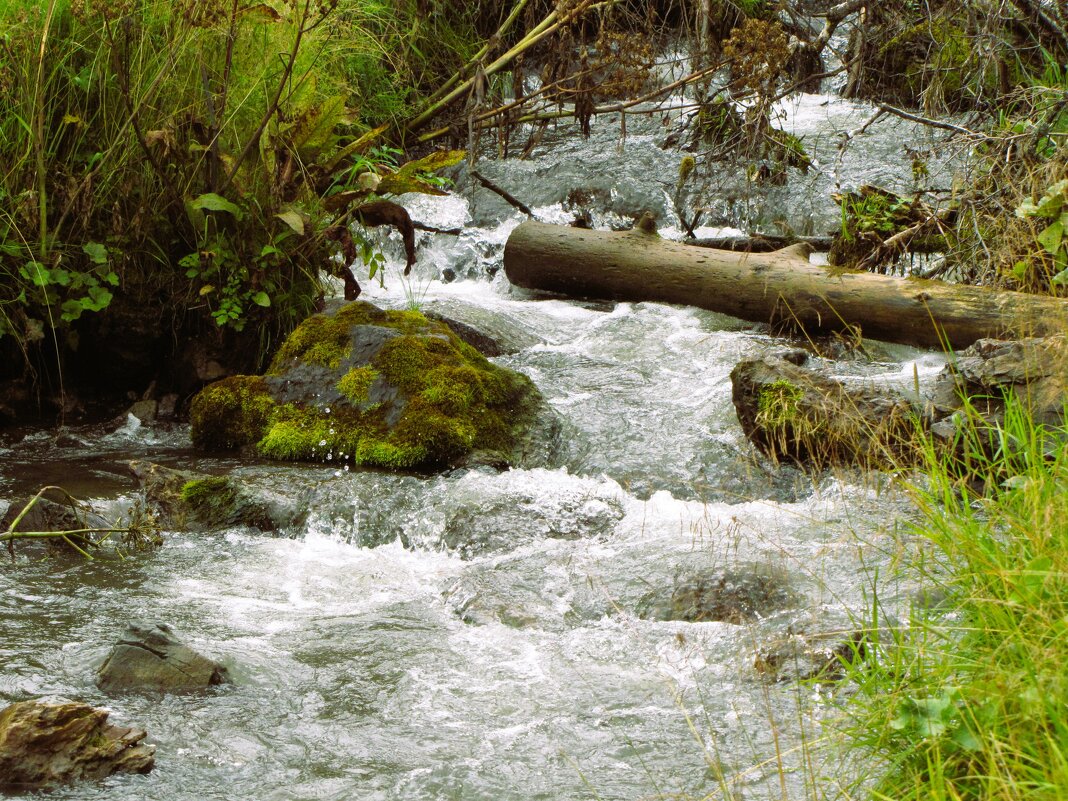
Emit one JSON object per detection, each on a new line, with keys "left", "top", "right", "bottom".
{"left": 503, "top": 221, "right": 1068, "bottom": 349}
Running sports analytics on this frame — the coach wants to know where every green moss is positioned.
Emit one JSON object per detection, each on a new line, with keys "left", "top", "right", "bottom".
{"left": 337, "top": 366, "right": 379, "bottom": 403}
{"left": 267, "top": 314, "right": 352, "bottom": 373}
{"left": 354, "top": 439, "right": 426, "bottom": 469}
{"left": 192, "top": 301, "right": 543, "bottom": 470}
{"left": 179, "top": 476, "right": 238, "bottom": 519}
{"left": 189, "top": 376, "right": 274, "bottom": 449}
{"left": 180, "top": 476, "right": 232, "bottom": 504}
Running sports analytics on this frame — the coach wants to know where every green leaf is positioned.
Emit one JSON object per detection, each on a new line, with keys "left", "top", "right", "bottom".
{"left": 82, "top": 241, "right": 108, "bottom": 265}
{"left": 1011, "top": 261, "right": 1028, "bottom": 280}
{"left": 950, "top": 726, "right": 981, "bottom": 752}
{"left": 50, "top": 268, "right": 71, "bottom": 287}
{"left": 275, "top": 209, "right": 305, "bottom": 235}
{"left": 61, "top": 299, "right": 86, "bottom": 322}
{"left": 251, "top": 291, "right": 271, "bottom": 307}
{"left": 283, "top": 95, "right": 347, "bottom": 158}
{"left": 84, "top": 286, "right": 113, "bottom": 311}
{"left": 397, "top": 149, "right": 465, "bottom": 175}
{"left": 1037, "top": 220, "right": 1063, "bottom": 255}
{"left": 375, "top": 174, "right": 448, "bottom": 197}
{"left": 20, "top": 262, "right": 51, "bottom": 287}
{"left": 1051, "top": 266, "right": 1068, "bottom": 286}
{"left": 104, "top": 272, "right": 119, "bottom": 286}
{"left": 190, "top": 192, "right": 244, "bottom": 220}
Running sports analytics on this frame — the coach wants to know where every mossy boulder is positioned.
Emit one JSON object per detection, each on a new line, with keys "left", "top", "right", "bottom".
{"left": 190, "top": 301, "right": 553, "bottom": 471}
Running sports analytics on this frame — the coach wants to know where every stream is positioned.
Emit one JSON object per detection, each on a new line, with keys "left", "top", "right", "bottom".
{"left": 1, "top": 84, "right": 955, "bottom": 800}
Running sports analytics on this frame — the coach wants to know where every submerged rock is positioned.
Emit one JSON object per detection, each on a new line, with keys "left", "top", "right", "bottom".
{"left": 731, "top": 352, "right": 919, "bottom": 468}
{"left": 190, "top": 301, "right": 555, "bottom": 471}
{"left": 129, "top": 461, "right": 294, "bottom": 532}
{"left": 96, "top": 622, "right": 229, "bottom": 693}
{"left": 753, "top": 629, "right": 870, "bottom": 683}
{"left": 638, "top": 566, "right": 799, "bottom": 624}
{"left": 0, "top": 699, "right": 154, "bottom": 790}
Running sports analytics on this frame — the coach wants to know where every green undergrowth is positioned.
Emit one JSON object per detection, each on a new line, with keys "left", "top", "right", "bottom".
{"left": 843, "top": 398, "right": 1068, "bottom": 800}
{"left": 190, "top": 303, "right": 539, "bottom": 470}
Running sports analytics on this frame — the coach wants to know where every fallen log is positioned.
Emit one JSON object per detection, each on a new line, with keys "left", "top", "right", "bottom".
{"left": 503, "top": 221, "right": 1068, "bottom": 349}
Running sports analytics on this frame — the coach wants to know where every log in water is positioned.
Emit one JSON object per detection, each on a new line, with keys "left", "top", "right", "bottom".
{"left": 503, "top": 221, "right": 1068, "bottom": 349}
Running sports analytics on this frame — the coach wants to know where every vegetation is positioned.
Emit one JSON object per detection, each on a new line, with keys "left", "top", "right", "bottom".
{"left": 0, "top": 0, "right": 465, "bottom": 407}
{"left": 843, "top": 399, "right": 1068, "bottom": 800}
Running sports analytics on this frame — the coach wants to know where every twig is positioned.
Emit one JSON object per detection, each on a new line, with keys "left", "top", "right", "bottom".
{"left": 470, "top": 169, "right": 534, "bottom": 216}
{"left": 877, "top": 104, "right": 985, "bottom": 137}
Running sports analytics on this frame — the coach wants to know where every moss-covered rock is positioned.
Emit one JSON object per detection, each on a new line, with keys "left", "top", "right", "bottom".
{"left": 190, "top": 301, "right": 552, "bottom": 471}
{"left": 731, "top": 352, "right": 921, "bottom": 468}
{"left": 129, "top": 461, "right": 292, "bottom": 532}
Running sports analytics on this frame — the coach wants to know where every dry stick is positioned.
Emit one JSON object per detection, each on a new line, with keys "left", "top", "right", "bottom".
{"left": 470, "top": 170, "right": 534, "bottom": 216}
{"left": 876, "top": 104, "right": 987, "bottom": 137}
{"left": 418, "top": 60, "right": 725, "bottom": 144}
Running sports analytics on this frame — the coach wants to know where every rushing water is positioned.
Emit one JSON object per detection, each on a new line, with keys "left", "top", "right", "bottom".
{"left": 1, "top": 90, "right": 951, "bottom": 800}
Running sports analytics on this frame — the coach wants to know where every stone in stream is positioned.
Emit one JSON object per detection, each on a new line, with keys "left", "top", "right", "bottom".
{"left": 96, "top": 622, "right": 229, "bottom": 693}
{"left": 638, "top": 566, "right": 799, "bottom": 624}
{"left": 0, "top": 699, "right": 155, "bottom": 790}
{"left": 189, "top": 300, "right": 558, "bottom": 471}
{"left": 927, "top": 335, "right": 1068, "bottom": 439}
{"left": 129, "top": 460, "right": 295, "bottom": 532}
{"left": 730, "top": 351, "right": 920, "bottom": 468}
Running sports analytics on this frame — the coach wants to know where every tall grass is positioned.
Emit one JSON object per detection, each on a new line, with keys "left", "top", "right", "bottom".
{"left": 843, "top": 397, "right": 1068, "bottom": 800}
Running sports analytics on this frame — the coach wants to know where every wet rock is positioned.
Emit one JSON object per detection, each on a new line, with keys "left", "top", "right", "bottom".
{"left": 0, "top": 699, "right": 154, "bottom": 790}
{"left": 753, "top": 629, "right": 870, "bottom": 683}
{"left": 190, "top": 301, "right": 558, "bottom": 472}
{"left": 731, "top": 352, "right": 919, "bottom": 468}
{"left": 129, "top": 461, "right": 294, "bottom": 532}
{"left": 928, "top": 335, "right": 1068, "bottom": 435}
{"left": 127, "top": 398, "right": 158, "bottom": 423}
{"left": 96, "top": 622, "right": 229, "bottom": 693}
{"left": 420, "top": 299, "right": 544, "bottom": 355}
{"left": 638, "top": 566, "right": 799, "bottom": 624}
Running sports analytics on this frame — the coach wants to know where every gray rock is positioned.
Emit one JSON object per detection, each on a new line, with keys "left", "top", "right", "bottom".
{"left": 0, "top": 699, "right": 154, "bottom": 790}
{"left": 929, "top": 335, "right": 1068, "bottom": 429}
{"left": 127, "top": 399, "right": 158, "bottom": 423}
{"left": 96, "top": 622, "right": 229, "bottom": 693}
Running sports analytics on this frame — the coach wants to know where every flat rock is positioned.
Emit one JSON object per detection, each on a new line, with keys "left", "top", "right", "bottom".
{"left": 0, "top": 699, "right": 154, "bottom": 790}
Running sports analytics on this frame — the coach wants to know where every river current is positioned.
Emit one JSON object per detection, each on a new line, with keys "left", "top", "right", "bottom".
{"left": 1, "top": 88, "right": 954, "bottom": 800}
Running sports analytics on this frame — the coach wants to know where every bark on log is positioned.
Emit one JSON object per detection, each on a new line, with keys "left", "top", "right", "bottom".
{"left": 503, "top": 221, "right": 1068, "bottom": 349}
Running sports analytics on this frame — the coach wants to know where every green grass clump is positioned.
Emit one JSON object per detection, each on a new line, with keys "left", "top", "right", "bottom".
{"left": 844, "top": 398, "right": 1068, "bottom": 800}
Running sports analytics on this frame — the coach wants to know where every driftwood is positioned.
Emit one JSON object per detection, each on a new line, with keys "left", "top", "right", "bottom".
{"left": 503, "top": 221, "right": 1068, "bottom": 349}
